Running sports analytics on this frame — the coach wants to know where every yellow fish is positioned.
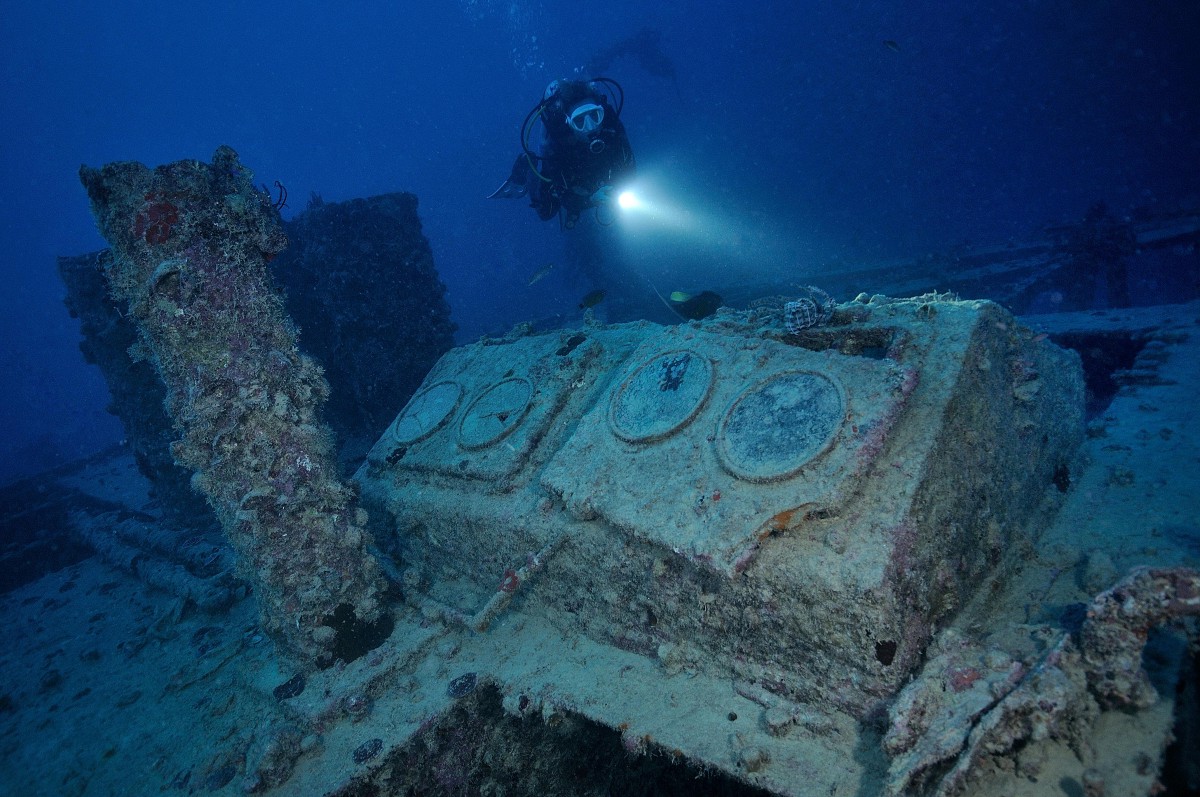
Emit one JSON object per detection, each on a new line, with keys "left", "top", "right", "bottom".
{"left": 668, "top": 290, "right": 722, "bottom": 320}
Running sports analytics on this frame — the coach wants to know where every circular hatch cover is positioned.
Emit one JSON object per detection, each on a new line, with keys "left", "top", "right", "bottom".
{"left": 390, "top": 381, "right": 463, "bottom": 446}
{"left": 717, "top": 370, "right": 845, "bottom": 482}
{"left": 609, "top": 350, "right": 714, "bottom": 443}
{"left": 458, "top": 378, "right": 534, "bottom": 449}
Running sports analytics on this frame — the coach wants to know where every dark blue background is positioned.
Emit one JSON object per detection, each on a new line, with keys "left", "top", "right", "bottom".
{"left": 1, "top": 0, "right": 1196, "bottom": 483}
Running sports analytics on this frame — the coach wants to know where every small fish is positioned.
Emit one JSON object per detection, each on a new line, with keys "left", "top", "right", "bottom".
{"left": 883, "top": 39, "right": 901, "bottom": 52}
{"left": 527, "top": 263, "right": 555, "bottom": 286}
{"left": 668, "top": 290, "right": 723, "bottom": 321}
{"left": 578, "top": 289, "right": 607, "bottom": 309}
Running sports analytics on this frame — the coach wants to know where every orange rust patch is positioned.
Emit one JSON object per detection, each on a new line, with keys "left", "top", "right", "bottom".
{"left": 764, "top": 508, "right": 798, "bottom": 535}
{"left": 757, "top": 504, "right": 818, "bottom": 540}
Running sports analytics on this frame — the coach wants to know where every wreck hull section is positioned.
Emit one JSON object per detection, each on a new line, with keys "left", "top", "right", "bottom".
{"left": 359, "top": 297, "right": 1084, "bottom": 717}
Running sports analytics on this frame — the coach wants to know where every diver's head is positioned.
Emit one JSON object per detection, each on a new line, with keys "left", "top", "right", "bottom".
{"left": 540, "top": 80, "right": 607, "bottom": 142}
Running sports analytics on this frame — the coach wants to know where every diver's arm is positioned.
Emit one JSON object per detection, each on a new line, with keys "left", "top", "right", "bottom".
{"left": 530, "top": 177, "right": 561, "bottom": 221}
{"left": 588, "top": 131, "right": 635, "bottom": 206}
{"left": 612, "top": 119, "right": 636, "bottom": 178}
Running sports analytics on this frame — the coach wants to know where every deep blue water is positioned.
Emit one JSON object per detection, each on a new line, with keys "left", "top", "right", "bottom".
{"left": 1, "top": 0, "right": 1197, "bottom": 484}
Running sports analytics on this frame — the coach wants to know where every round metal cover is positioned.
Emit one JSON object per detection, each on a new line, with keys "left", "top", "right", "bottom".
{"left": 389, "top": 381, "right": 463, "bottom": 446}
{"left": 458, "top": 378, "right": 534, "bottom": 449}
{"left": 717, "top": 370, "right": 845, "bottom": 482}
{"left": 609, "top": 350, "right": 713, "bottom": 443}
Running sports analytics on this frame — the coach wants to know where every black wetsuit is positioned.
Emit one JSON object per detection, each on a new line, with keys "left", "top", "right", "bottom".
{"left": 526, "top": 82, "right": 636, "bottom": 226}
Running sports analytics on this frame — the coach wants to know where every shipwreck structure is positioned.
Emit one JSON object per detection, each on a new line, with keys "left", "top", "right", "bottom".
{"left": 16, "top": 147, "right": 1188, "bottom": 794}
{"left": 335, "top": 292, "right": 1100, "bottom": 793}
{"left": 361, "top": 297, "right": 1086, "bottom": 711}
{"left": 79, "top": 147, "right": 387, "bottom": 666}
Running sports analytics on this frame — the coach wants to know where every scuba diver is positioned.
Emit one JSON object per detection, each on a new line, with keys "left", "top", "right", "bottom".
{"left": 490, "top": 77, "right": 635, "bottom": 229}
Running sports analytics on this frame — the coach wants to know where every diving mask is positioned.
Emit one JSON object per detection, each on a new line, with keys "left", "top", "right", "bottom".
{"left": 567, "top": 103, "right": 604, "bottom": 134}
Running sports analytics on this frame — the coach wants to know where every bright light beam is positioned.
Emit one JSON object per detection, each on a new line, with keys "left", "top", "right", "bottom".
{"left": 615, "top": 180, "right": 720, "bottom": 238}
{"left": 613, "top": 171, "right": 818, "bottom": 286}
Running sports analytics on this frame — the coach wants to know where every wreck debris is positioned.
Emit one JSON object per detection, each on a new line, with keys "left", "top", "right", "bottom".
{"left": 352, "top": 737, "right": 383, "bottom": 764}
{"left": 883, "top": 566, "right": 1200, "bottom": 796}
{"left": 272, "top": 674, "right": 306, "bottom": 701}
{"left": 71, "top": 510, "right": 234, "bottom": 612}
{"left": 447, "top": 672, "right": 479, "bottom": 699}
{"left": 1080, "top": 566, "right": 1200, "bottom": 709}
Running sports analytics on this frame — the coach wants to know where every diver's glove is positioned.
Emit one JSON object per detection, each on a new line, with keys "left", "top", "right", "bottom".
{"left": 589, "top": 185, "right": 614, "bottom": 205}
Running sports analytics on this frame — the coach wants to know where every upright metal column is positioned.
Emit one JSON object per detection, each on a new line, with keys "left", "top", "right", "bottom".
{"left": 81, "top": 146, "right": 387, "bottom": 667}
